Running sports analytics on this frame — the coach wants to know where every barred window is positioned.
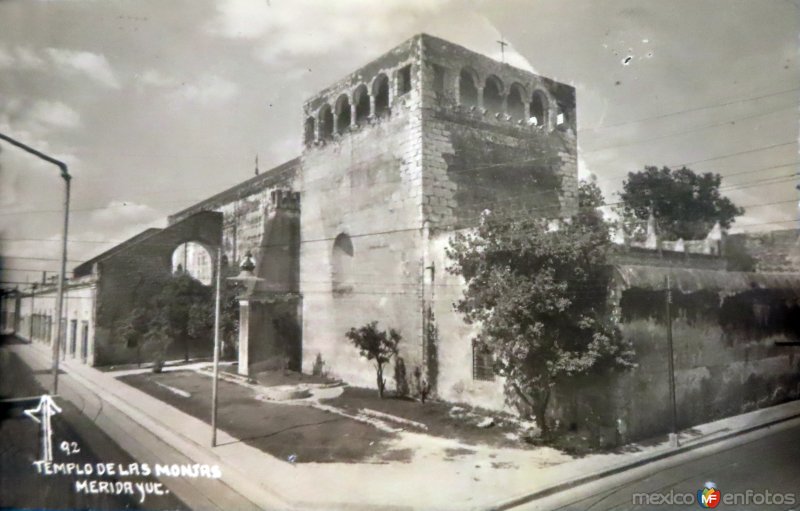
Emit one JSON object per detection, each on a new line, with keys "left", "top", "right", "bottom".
{"left": 472, "top": 340, "right": 494, "bottom": 381}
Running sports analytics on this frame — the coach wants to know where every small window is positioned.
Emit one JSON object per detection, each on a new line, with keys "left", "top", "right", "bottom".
{"left": 353, "top": 84, "right": 370, "bottom": 124}
{"left": 397, "top": 65, "right": 412, "bottom": 95}
{"left": 556, "top": 111, "right": 566, "bottom": 126}
{"left": 335, "top": 94, "right": 351, "bottom": 134}
{"left": 459, "top": 69, "right": 478, "bottom": 108}
{"left": 332, "top": 233, "right": 354, "bottom": 296}
{"left": 483, "top": 75, "right": 504, "bottom": 116}
{"left": 432, "top": 64, "right": 445, "bottom": 95}
{"left": 530, "top": 90, "right": 547, "bottom": 128}
{"left": 373, "top": 74, "right": 390, "bottom": 118}
{"left": 304, "top": 116, "right": 315, "bottom": 146}
{"left": 472, "top": 340, "right": 494, "bottom": 381}
{"left": 507, "top": 83, "right": 526, "bottom": 121}
{"left": 319, "top": 104, "right": 334, "bottom": 140}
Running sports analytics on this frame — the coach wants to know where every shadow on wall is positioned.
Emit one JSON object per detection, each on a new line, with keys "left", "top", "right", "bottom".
{"left": 554, "top": 287, "right": 800, "bottom": 445}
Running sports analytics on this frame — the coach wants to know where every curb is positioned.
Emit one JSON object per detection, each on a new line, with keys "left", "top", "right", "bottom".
{"left": 19, "top": 340, "right": 294, "bottom": 510}
{"left": 492, "top": 410, "right": 800, "bottom": 510}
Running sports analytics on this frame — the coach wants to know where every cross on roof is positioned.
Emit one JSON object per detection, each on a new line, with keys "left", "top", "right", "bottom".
{"left": 497, "top": 39, "right": 509, "bottom": 63}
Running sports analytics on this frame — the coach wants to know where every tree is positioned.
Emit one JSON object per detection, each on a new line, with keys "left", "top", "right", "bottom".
{"left": 149, "top": 274, "right": 213, "bottom": 362}
{"left": 619, "top": 166, "right": 743, "bottom": 241}
{"left": 447, "top": 181, "right": 635, "bottom": 436}
{"left": 119, "top": 307, "right": 150, "bottom": 367}
{"left": 345, "top": 322, "right": 401, "bottom": 398}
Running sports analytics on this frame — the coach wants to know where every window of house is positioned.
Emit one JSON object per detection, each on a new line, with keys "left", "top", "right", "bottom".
{"left": 70, "top": 319, "right": 77, "bottom": 355}
{"left": 397, "top": 65, "right": 412, "bottom": 95}
{"left": 472, "top": 340, "right": 494, "bottom": 381}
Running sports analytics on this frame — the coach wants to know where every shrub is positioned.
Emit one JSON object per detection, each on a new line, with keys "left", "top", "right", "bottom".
{"left": 345, "top": 322, "right": 400, "bottom": 398}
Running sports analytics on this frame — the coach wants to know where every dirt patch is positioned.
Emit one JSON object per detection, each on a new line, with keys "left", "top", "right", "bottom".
{"left": 118, "top": 371, "right": 395, "bottom": 463}
{"left": 321, "top": 387, "right": 528, "bottom": 449}
{"left": 444, "top": 447, "right": 476, "bottom": 458}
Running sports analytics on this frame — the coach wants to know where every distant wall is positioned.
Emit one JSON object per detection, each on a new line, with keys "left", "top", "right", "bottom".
{"left": 727, "top": 229, "right": 800, "bottom": 272}
{"left": 556, "top": 285, "right": 800, "bottom": 443}
{"left": 93, "top": 211, "right": 222, "bottom": 365}
{"left": 15, "top": 282, "right": 97, "bottom": 365}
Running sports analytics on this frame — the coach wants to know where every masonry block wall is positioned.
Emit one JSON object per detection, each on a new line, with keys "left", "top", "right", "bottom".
{"left": 420, "top": 35, "right": 578, "bottom": 407}
{"left": 300, "top": 36, "right": 426, "bottom": 387}
{"left": 299, "top": 34, "right": 578, "bottom": 397}
{"left": 549, "top": 265, "right": 800, "bottom": 444}
{"left": 613, "top": 287, "right": 800, "bottom": 442}
{"left": 726, "top": 229, "right": 800, "bottom": 272}
{"left": 93, "top": 211, "right": 222, "bottom": 365}
{"left": 168, "top": 159, "right": 298, "bottom": 273}
{"left": 419, "top": 34, "right": 578, "bottom": 229}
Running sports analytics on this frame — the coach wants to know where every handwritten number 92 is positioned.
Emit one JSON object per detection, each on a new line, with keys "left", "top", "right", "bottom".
{"left": 59, "top": 441, "right": 80, "bottom": 456}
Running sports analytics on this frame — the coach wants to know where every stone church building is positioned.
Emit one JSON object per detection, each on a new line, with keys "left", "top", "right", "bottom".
{"left": 6, "top": 35, "right": 799, "bottom": 438}
{"left": 167, "top": 33, "right": 579, "bottom": 409}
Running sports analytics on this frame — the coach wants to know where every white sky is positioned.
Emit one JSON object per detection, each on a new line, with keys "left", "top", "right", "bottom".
{"left": 0, "top": 0, "right": 798, "bottom": 286}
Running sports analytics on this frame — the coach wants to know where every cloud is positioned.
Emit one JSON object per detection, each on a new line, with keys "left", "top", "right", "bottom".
{"left": 45, "top": 48, "right": 120, "bottom": 88}
{"left": 0, "top": 45, "right": 46, "bottom": 70}
{"left": 29, "top": 100, "right": 82, "bottom": 129}
{"left": 87, "top": 200, "right": 163, "bottom": 233}
{"left": 206, "top": 0, "right": 535, "bottom": 71}
{"left": 138, "top": 69, "right": 178, "bottom": 88}
{"left": 170, "top": 74, "right": 238, "bottom": 105}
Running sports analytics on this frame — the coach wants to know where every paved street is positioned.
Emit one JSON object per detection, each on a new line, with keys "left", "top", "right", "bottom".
{"left": 0, "top": 336, "right": 186, "bottom": 510}
{"left": 0, "top": 336, "right": 262, "bottom": 511}
{"left": 518, "top": 420, "right": 800, "bottom": 511}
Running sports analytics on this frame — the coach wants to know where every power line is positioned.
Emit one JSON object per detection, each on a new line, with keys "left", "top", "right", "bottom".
{"left": 670, "top": 141, "right": 797, "bottom": 168}
{"left": 578, "top": 87, "right": 800, "bottom": 134}
{"left": 583, "top": 104, "right": 797, "bottom": 154}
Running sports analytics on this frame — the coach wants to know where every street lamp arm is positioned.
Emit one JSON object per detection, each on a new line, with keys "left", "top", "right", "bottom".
{"left": 0, "top": 132, "right": 71, "bottom": 180}
{"left": 0, "top": 131, "right": 71, "bottom": 394}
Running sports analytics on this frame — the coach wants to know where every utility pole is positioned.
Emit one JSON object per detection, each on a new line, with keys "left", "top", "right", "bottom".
{"left": 0, "top": 132, "right": 71, "bottom": 395}
{"left": 665, "top": 274, "right": 678, "bottom": 447}
{"left": 29, "top": 282, "right": 37, "bottom": 342}
{"left": 211, "top": 247, "right": 222, "bottom": 447}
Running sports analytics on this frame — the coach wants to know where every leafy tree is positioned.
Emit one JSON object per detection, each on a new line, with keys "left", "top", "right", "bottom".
{"left": 119, "top": 307, "right": 150, "bottom": 367}
{"left": 149, "top": 274, "right": 213, "bottom": 362}
{"left": 345, "top": 321, "right": 401, "bottom": 398}
{"left": 447, "top": 181, "right": 635, "bottom": 436}
{"left": 619, "top": 166, "right": 743, "bottom": 241}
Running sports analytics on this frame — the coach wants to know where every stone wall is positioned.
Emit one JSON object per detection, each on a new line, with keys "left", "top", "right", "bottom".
{"left": 554, "top": 282, "right": 800, "bottom": 444}
{"left": 299, "top": 34, "right": 579, "bottom": 392}
{"left": 299, "top": 36, "right": 426, "bottom": 388}
{"left": 727, "top": 229, "right": 800, "bottom": 272}
{"left": 93, "top": 211, "right": 222, "bottom": 365}
{"left": 167, "top": 159, "right": 298, "bottom": 272}
{"left": 428, "top": 230, "right": 507, "bottom": 410}
{"left": 419, "top": 34, "right": 578, "bottom": 230}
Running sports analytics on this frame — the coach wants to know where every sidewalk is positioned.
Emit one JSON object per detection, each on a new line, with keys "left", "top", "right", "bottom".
{"left": 16, "top": 340, "right": 800, "bottom": 511}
